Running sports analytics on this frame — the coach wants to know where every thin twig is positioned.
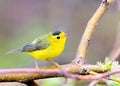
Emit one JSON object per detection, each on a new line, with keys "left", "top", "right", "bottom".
{"left": 89, "top": 79, "right": 107, "bottom": 86}
{"left": 89, "top": 80, "right": 100, "bottom": 86}
{"left": 110, "top": 47, "right": 120, "bottom": 61}
{"left": 109, "top": 21, "right": 120, "bottom": 61}
{"left": 66, "top": 69, "right": 120, "bottom": 80}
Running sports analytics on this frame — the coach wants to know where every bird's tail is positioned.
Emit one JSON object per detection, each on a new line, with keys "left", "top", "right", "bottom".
{"left": 7, "top": 48, "right": 23, "bottom": 54}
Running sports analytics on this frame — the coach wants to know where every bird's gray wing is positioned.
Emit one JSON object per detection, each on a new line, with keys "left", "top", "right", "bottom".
{"left": 21, "top": 44, "right": 41, "bottom": 52}
{"left": 7, "top": 43, "right": 50, "bottom": 53}
{"left": 21, "top": 43, "right": 49, "bottom": 52}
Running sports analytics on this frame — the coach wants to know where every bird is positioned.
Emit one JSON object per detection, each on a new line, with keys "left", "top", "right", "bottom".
{"left": 8, "top": 31, "right": 67, "bottom": 68}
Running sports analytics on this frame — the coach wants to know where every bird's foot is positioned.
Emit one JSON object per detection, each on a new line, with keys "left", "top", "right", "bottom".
{"left": 47, "top": 59, "right": 61, "bottom": 68}
{"left": 51, "top": 61, "right": 61, "bottom": 68}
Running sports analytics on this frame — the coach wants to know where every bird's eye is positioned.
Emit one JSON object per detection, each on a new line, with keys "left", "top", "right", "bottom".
{"left": 57, "top": 36, "right": 60, "bottom": 39}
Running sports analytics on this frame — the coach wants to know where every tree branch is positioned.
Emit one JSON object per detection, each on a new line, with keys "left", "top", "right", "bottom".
{"left": 0, "top": 65, "right": 120, "bottom": 82}
{"left": 0, "top": 64, "right": 106, "bottom": 82}
{"left": 73, "top": 0, "right": 115, "bottom": 64}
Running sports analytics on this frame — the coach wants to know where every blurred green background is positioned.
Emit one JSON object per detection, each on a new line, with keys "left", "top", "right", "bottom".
{"left": 0, "top": 0, "right": 119, "bottom": 86}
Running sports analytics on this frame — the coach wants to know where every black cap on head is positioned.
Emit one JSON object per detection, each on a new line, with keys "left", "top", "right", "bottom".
{"left": 52, "top": 31, "right": 61, "bottom": 35}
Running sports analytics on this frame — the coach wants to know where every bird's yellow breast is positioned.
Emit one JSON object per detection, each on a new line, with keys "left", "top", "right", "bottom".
{"left": 27, "top": 43, "right": 65, "bottom": 60}
{"left": 27, "top": 31, "right": 67, "bottom": 60}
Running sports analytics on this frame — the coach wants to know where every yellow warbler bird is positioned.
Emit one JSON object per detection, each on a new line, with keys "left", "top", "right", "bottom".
{"left": 8, "top": 31, "right": 67, "bottom": 68}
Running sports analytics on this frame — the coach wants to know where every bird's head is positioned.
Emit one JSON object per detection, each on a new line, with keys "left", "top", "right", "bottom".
{"left": 48, "top": 31, "right": 67, "bottom": 45}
